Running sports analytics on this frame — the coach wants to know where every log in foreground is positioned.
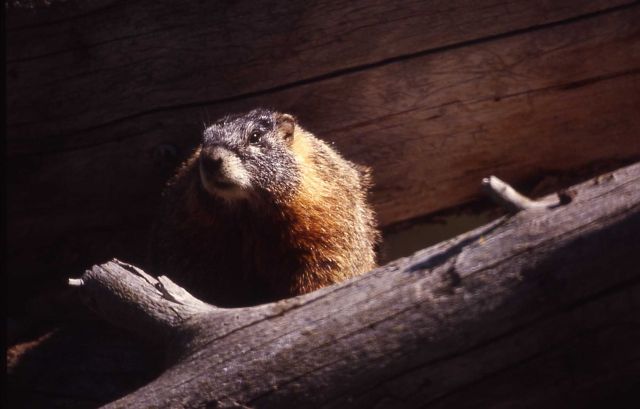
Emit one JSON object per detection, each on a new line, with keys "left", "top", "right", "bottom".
{"left": 74, "top": 163, "right": 640, "bottom": 409}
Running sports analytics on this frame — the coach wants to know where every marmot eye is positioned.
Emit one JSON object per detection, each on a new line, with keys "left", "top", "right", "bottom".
{"left": 249, "top": 130, "right": 262, "bottom": 144}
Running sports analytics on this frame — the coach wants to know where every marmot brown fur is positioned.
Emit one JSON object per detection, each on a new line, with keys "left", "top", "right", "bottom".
{"left": 148, "top": 108, "right": 379, "bottom": 307}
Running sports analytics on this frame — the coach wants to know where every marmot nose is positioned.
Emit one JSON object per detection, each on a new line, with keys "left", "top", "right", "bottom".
{"left": 200, "top": 154, "right": 223, "bottom": 176}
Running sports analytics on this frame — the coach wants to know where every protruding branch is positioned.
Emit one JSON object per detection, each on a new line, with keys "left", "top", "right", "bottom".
{"left": 70, "top": 259, "right": 217, "bottom": 344}
{"left": 481, "top": 175, "right": 573, "bottom": 212}
{"left": 68, "top": 278, "right": 84, "bottom": 287}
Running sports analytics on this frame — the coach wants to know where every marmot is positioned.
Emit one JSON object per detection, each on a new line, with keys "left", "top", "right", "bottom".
{"left": 148, "top": 108, "right": 379, "bottom": 307}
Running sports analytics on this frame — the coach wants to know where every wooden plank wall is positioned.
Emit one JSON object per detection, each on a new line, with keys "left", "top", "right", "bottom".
{"left": 6, "top": 0, "right": 640, "bottom": 306}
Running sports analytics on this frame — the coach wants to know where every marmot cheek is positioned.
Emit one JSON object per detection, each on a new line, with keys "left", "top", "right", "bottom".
{"left": 219, "top": 156, "right": 251, "bottom": 189}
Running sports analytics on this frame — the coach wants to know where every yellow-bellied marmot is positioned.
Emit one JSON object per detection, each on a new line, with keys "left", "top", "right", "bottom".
{"left": 148, "top": 108, "right": 379, "bottom": 307}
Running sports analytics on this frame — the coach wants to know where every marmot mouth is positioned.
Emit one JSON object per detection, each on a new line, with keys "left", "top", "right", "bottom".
{"left": 211, "top": 179, "right": 237, "bottom": 190}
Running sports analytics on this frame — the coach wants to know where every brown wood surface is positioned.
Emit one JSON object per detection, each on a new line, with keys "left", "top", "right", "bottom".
{"left": 7, "top": 1, "right": 640, "bottom": 312}
{"left": 7, "top": 0, "right": 632, "bottom": 141}
{"left": 64, "top": 163, "right": 639, "bottom": 409}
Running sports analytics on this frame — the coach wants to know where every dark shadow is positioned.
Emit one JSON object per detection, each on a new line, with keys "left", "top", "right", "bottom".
{"left": 8, "top": 319, "right": 164, "bottom": 409}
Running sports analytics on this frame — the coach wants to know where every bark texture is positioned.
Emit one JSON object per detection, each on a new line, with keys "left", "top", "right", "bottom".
{"left": 70, "top": 163, "right": 640, "bottom": 409}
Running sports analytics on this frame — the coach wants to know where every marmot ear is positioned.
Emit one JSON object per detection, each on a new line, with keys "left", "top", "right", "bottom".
{"left": 276, "top": 113, "right": 295, "bottom": 141}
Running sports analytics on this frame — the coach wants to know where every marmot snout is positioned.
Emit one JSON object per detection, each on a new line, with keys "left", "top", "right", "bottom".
{"left": 199, "top": 146, "right": 252, "bottom": 200}
{"left": 149, "top": 108, "right": 379, "bottom": 307}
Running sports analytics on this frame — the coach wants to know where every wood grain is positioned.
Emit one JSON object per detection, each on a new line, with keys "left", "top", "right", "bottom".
{"left": 7, "top": 0, "right": 632, "bottom": 140}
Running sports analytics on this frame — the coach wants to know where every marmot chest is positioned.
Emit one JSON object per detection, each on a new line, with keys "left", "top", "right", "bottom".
{"left": 192, "top": 211, "right": 303, "bottom": 303}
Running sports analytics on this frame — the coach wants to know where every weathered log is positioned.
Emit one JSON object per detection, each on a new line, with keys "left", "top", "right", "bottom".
{"left": 72, "top": 163, "right": 640, "bottom": 408}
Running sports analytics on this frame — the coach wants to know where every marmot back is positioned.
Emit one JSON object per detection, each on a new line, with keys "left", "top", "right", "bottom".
{"left": 148, "top": 108, "right": 379, "bottom": 307}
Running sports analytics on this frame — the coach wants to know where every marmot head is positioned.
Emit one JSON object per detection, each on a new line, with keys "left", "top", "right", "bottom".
{"left": 199, "top": 108, "right": 300, "bottom": 203}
